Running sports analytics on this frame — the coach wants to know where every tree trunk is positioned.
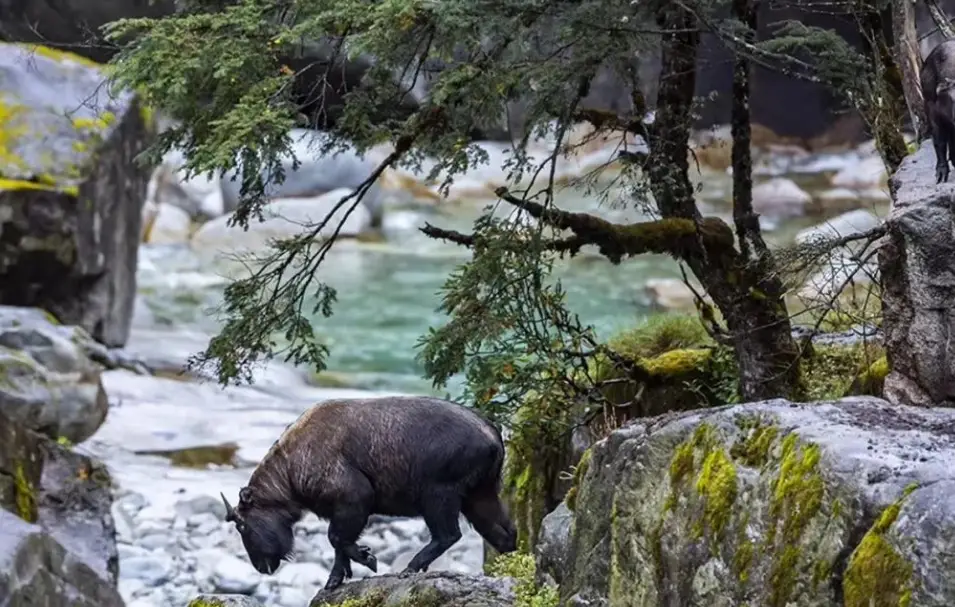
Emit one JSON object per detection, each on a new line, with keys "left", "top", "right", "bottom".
{"left": 647, "top": 4, "right": 803, "bottom": 402}
{"left": 893, "top": 0, "right": 927, "bottom": 140}
{"left": 856, "top": 2, "right": 910, "bottom": 171}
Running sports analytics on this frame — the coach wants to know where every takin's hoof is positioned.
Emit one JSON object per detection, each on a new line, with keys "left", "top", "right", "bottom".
{"left": 355, "top": 546, "right": 378, "bottom": 573}
{"left": 937, "top": 165, "right": 950, "bottom": 184}
{"left": 324, "top": 574, "right": 345, "bottom": 591}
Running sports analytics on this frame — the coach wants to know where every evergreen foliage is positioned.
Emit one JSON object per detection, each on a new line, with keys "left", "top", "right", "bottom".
{"left": 102, "top": 0, "right": 904, "bottom": 441}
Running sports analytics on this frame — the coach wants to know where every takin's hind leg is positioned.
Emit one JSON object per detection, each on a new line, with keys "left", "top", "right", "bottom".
{"left": 402, "top": 486, "right": 463, "bottom": 574}
{"left": 461, "top": 488, "right": 517, "bottom": 555}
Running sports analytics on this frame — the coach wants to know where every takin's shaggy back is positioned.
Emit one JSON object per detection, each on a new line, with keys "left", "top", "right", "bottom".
{"left": 220, "top": 395, "right": 518, "bottom": 590}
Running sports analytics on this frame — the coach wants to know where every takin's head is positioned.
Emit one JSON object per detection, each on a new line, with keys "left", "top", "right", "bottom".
{"left": 221, "top": 487, "right": 296, "bottom": 575}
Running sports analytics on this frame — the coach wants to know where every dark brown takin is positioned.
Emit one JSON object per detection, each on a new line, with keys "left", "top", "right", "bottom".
{"left": 219, "top": 395, "right": 518, "bottom": 590}
{"left": 922, "top": 38, "right": 955, "bottom": 183}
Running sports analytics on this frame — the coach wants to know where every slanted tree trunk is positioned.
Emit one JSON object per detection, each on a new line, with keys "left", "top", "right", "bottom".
{"left": 646, "top": 4, "right": 803, "bottom": 402}
{"left": 892, "top": 0, "right": 927, "bottom": 139}
{"left": 855, "top": 1, "right": 910, "bottom": 171}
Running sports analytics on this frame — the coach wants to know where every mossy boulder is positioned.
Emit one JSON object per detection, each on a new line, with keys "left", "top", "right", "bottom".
{"left": 0, "top": 42, "right": 153, "bottom": 347}
{"left": 308, "top": 572, "right": 517, "bottom": 607}
{"left": 0, "top": 407, "right": 120, "bottom": 595}
{"left": 0, "top": 509, "right": 123, "bottom": 607}
{"left": 550, "top": 396, "right": 955, "bottom": 606}
{"left": 0, "top": 305, "right": 110, "bottom": 443}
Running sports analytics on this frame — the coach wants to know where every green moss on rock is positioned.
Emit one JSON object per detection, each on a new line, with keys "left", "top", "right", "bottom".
{"left": 565, "top": 448, "right": 591, "bottom": 512}
{"left": 13, "top": 461, "right": 37, "bottom": 523}
{"left": 843, "top": 484, "right": 917, "bottom": 607}
{"left": 487, "top": 552, "right": 559, "bottom": 607}
{"left": 573, "top": 413, "right": 851, "bottom": 607}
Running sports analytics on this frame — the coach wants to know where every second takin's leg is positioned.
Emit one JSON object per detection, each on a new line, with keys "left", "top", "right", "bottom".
{"left": 931, "top": 115, "right": 951, "bottom": 183}
{"left": 322, "top": 475, "right": 377, "bottom": 590}
{"left": 402, "top": 485, "right": 463, "bottom": 574}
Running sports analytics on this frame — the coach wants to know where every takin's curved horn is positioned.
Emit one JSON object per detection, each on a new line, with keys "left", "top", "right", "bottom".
{"left": 221, "top": 492, "right": 237, "bottom": 523}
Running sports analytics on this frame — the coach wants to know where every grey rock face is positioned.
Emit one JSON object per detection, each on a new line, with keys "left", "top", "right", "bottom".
{"left": 0, "top": 406, "right": 120, "bottom": 604}
{"left": 0, "top": 306, "right": 109, "bottom": 443}
{"left": 559, "top": 396, "right": 955, "bottom": 607}
{"left": 0, "top": 506, "right": 123, "bottom": 607}
{"left": 0, "top": 42, "right": 152, "bottom": 348}
{"left": 535, "top": 501, "right": 573, "bottom": 588}
{"left": 308, "top": 571, "right": 517, "bottom": 607}
{"left": 882, "top": 140, "right": 955, "bottom": 406}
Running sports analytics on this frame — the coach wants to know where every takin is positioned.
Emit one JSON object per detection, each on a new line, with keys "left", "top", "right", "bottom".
{"left": 921, "top": 38, "right": 955, "bottom": 183}
{"left": 219, "top": 395, "right": 518, "bottom": 590}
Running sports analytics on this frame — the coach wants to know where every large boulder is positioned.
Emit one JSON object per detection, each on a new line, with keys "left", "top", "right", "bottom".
{"left": 308, "top": 572, "right": 517, "bottom": 607}
{"left": 0, "top": 43, "right": 152, "bottom": 348}
{"left": 0, "top": 306, "right": 110, "bottom": 444}
{"left": 0, "top": 510, "right": 124, "bottom": 607}
{"left": 190, "top": 187, "right": 374, "bottom": 257}
{"left": 218, "top": 129, "right": 388, "bottom": 221}
{"left": 550, "top": 396, "right": 955, "bottom": 607}
{"left": 0, "top": 408, "right": 121, "bottom": 605}
{"left": 880, "top": 140, "right": 955, "bottom": 407}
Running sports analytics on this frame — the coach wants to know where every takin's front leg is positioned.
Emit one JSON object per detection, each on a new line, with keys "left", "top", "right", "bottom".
{"left": 932, "top": 118, "right": 953, "bottom": 183}
{"left": 322, "top": 478, "right": 377, "bottom": 590}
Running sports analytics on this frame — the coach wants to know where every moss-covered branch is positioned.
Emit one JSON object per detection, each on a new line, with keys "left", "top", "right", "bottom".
{"left": 419, "top": 222, "right": 588, "bottom": 257}
{"left": 490, "top": 187, "right": 736, "bottom": 264}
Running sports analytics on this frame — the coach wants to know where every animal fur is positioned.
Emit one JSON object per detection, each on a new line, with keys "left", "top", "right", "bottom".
{"left": 220, "top": 395, "right": 517, "bottom": 591}
{"left": 921, "top": 39, "right": 955, "bottom": 183}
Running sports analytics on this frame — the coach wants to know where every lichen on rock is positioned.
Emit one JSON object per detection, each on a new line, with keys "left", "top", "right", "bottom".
{"left": 0, "top": 42, "right": 152, "bottom": 347}
{"left": 557, "top": 397, "right": 953, "bottom": 607}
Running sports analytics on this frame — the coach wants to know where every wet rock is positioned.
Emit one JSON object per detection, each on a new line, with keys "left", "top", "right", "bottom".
{"left": 190, "top": 187, "right": 373, "bottom": 257}
{"left": 274, "top": 562, "right": 330, "bottom": 588}
{"left": 795, "top": 209, "right": 883, "bottom": 302}
{"left": 0, "top": 509, "right": 124, "bottom": 606}
{"left": 212, "top": 554, "right": 260, "bottom": 594}
{"left": 219, "top": 129, "right": 387, "bottom": 223}
{"left": 559, "top": 396, "right": 955, "bottom": 607}
{"left": 308, "top": 571, "right": 517, "bottom": 607}
{"left": 121, "top": 554, "right": 176, "bottom": 588}
{"left": 0, "top": 43, "right": 152, "bottom": 348}
{"left": 643, "top": 278, "right": 701, "bottom": 311}
{"left": 879, "top": 139, "right": 955, "bottom": 407}
{"left": 831, "top": 154, "right": 888, "bottom": 189}
{"left": 143, "top": 202, "right": 193, "bottom": 245}
{"left": 794, "top": 209, "right": 883, "bottom": 245}
{"left": 146, "top": 150, "right": 225, "bottom": 221}
{"left": 751, "top": 177, "right": 811, "bottom": 217}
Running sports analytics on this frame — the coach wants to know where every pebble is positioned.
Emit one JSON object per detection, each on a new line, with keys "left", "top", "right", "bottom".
{"left": 121, "top": 555, "right": 176, "bottom": 587}
{"left": 212, "top": 554, "right": 261, "bottom": 594}
{"left": 274, "top": 562, "right": 330, "bottom": 587}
